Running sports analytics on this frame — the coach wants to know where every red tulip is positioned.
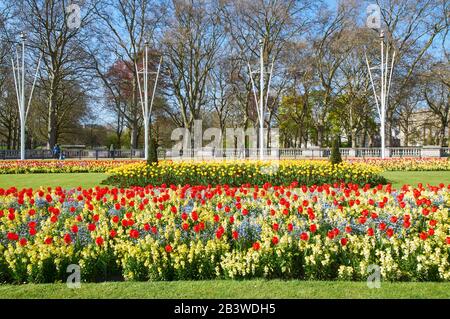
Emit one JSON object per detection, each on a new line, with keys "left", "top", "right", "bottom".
{"left": 300, "top": 232, "right": 309, "bottom": 241}
{"left": 7, "top": 232, "right": 18, "bottom": 241}
{"left": 287, "top": 223, "right": 293, "bottom": 232}
{"left": 95, "top": 236, "right": 104, "bottom": 246}
{"left": 64, "top": 234, "right": 72, "bottom": 244}
{"left": 130, "top": 229, "right": 139, "bottom": 238}
{"left": 419, "top": 232, "right": 428, "bottom": 240}
{"left": 386, "top": 228, "right": 394, "bottom": 238}
{"left": 272, "top": 236, "right": 279, "bottom": 245}
{"left": 19, "top": 238, "right": 27, "bottom": 246}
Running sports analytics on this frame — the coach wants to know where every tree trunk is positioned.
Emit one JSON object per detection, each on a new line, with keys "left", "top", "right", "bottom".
{"left": 6, "top": 124, "right": 12, "bottom": 150}
{"left": 130, "top": 120, "right": 138, "bottom": 149}
{"left": 351, "top": 129, "right": 357, "bottom": 148}
{"left": 317, "top": 124, "right": 324, "bottom": 147}
{"left": 47, "top": 83, "right": 57, "bottom": 149}
{"left": 439, "top": 117, "right": 447, "bottom": 146}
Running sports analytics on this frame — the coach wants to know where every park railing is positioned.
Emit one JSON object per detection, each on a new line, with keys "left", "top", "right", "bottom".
{"left": 0, "top": 149, "right": 146, "bottom": 160}
{"left": 0, "top": 146, "right": 448, "bottom": 160}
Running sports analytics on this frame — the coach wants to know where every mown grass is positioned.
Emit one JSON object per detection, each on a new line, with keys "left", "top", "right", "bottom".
{"left": 0, "top": 171, "right": 449, "bottom": 190}
{"left": 0, "top": 280, "right": 449, "bottom": 299}
{"left": 0, "top": 173, "right": 109, "bottom": 189}
{"left": 381, "top": 171, "right": 450, "bottom": 189}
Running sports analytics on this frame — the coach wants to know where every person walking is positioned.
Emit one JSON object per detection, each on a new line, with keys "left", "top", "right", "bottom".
{"left": 52, "top": 144, "right": 60, "bottom": 159}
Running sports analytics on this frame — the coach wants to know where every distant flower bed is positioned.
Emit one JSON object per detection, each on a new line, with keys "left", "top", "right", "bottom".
{"left": 1, "top": 158, "right": 448, "bottom": 176}
{"left": 103, "top": 160, "right": 386, "bottom": 187}
{"left": 0, "top": 160, "right": 141, "bottom": 174}
{"left": 0, "top": 182, "right": 449, "bottom": 283}
{"left": 352, "top": 158, "right": 450, "bottom": 171}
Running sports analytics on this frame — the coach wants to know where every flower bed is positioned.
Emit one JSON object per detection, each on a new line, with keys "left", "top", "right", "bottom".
{"left": 1, "top": 158, "right": 448, "bottom": 176}
{"left": 104, "top": 160, "right": 386, "bottom": 187}
{"left": 0, "top": 160, "right": 141, "bottom": 174}
{"left": 1, "top": 182, "right": 449, "bottom": 283}
{"left": 352, "top": 158, "right": 450, "bottom": 171}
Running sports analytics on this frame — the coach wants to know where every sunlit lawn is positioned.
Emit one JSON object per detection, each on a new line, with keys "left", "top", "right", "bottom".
{"left": 0, "top": 171, "right": 449, "bottom": 189}
{"left": 1, "top": 280, "right": 450, "bottom": 299}
{"left": 0, "top": 173, "right": 109, "bottom": 189}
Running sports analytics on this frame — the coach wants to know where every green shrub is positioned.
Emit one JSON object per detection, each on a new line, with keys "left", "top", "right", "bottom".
{"left": 330, "top": 137, "right": 342, "bottom": 165}
{"left": 147, "top": 137, "right": 158, "bottom": 165}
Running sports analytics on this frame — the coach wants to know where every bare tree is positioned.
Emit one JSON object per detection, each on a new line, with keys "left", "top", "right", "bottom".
{"left": 221, "top": 0, "right": 315, "bottom": 147}
{"left": 93, "top": 0, "right": 165, "bottom": 149}
{"left": 12, "top": 0, "right": 97, "bottom": 148}
{"left": 422, "top": 63, "right": 450, "bottom": 146}
{"left": 164, "top": 0, "right": 224, "bottom": 143}
{"left": 376, "top": 0, "right": 448, "bottom": 145}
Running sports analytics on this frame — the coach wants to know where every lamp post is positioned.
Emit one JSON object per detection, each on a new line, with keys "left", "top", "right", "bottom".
{"left": 135, "top": 41, "right": 162, "bottom": 161}
{"left": 365, "top": 30, "right": 396, "bottom": 159}
{"left": 248, "top": 39, "right": 274, "bottom": 160}
{"left": 20, "top": 33, "right": 25, "bottom": 160}
{"left": 11, "top": 32, "right": 42, "bottom": 160}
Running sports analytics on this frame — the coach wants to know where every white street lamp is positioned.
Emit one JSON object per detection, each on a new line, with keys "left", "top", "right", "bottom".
{"left": 11, "top": 32, "right": 42, "bottom": 160}
{"left": 365, "top": 30, "right": 396, "bottom": 159}
{"left": 248, "top": 39, "right": 274, "bottom": 160}
{"left": 135, "top": 41, "right": 162, "bottom": 161}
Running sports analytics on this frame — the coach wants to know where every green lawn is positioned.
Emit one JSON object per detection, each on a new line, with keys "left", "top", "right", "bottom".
{"left": 382, "top": 171, "right": 450, "bottom": 189}
{"left": 0, "top": 171, "right": 449, "bottom": 189}
{"left": 0, "top": 173, "right": 109, "bottom": 189}
{"left": 0, "top": 280, "right": 449, "bottom": 299}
